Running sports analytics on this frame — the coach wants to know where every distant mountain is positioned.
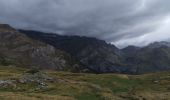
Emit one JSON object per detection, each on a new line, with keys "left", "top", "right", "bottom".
{"left": 20, "top": 30, "right": 170, "bottom": 74}
{"left": 147, "top": 41, "right": 170, "bottom": 48}
{"left": 0, "top": 25, "right": 168, "bottom": 74}
{"left": 0, "top": 24, "right": 77, "bottom": 71}
{"left": 19, "top": 30, "right": 127, "bottom": 73}
{"left": 122, "top": 42, "right": 170, "bottom": 74}
{"left": 122, "top": 45, "right": 141, "bottom": 56}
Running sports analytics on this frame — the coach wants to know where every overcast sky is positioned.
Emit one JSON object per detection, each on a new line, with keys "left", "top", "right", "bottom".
{"left": 0, "top": 0, "right": 170, "bottom": 48}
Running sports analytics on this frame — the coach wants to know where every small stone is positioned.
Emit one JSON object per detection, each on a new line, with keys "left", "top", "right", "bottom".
{"left": 153, "top": 80, "right": 159, "bottom": 83}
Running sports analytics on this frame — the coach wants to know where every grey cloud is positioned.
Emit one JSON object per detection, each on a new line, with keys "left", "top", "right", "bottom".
{"left": 0, "top": 0, "right": 170, "bottom": 48}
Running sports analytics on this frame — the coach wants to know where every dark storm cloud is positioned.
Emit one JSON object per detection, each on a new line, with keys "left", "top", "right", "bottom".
{"left": 0, "top": 0, "right": 170, "bottom": 47}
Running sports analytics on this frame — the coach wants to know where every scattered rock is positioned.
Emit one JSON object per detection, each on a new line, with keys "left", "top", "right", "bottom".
{"left": 18, "top": 72, "right": 56, "bottom": 90}
{"left": 0, "top": 80, "right": 16, "bottom": 89}
{"left": 153, "top": 80, "right": 159, "bottom": 84}
{"left": 36, "top": 82, "right": 48, "bottom": 90}
{"left": 19, "top": 72, "right": 54, "bottom": 84}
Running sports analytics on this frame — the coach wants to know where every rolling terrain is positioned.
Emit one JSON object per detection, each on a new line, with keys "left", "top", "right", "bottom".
{"left": 0, "top": 24, "right": 170, "bottom": 100}
{"left": 0, "top": 66, "right": 170, "bottom": 100}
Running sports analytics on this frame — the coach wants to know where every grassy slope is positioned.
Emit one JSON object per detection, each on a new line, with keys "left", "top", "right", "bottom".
{"left": 0, "top": 66, "right": 170, "bottom": 100}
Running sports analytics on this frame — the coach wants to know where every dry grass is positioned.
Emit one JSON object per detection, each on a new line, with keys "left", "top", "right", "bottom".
{"left": 0, "top": 65, "right": 170, "bottom": 100}
{"left": 0, "top": 92, "right": 75, "bottom": 100}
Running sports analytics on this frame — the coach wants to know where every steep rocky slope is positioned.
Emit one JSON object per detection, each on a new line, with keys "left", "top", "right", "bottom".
{"left": 122, "top": 42, "right": 170, "bottom": 74}
{"left": 0, "top": 24, "right": 76, "bottom": 71}
{"left": 20, "top": 30, "right": 128, "bottom": 73}
{"left": 20, "top": 30, "right": 170, "bottom": 74}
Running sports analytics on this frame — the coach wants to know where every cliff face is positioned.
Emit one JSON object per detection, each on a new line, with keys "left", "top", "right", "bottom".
{"left": 0, "top": 24, "right": 76, "bottom": 71}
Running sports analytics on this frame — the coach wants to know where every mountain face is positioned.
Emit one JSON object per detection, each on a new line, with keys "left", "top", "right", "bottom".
{"left": 147, "top": 41, "right": 170, "bottom": 49}
{"left": 20, "top": 30, "right": 170, "bottom": 74}
{"left": 19, "top": 30, "right": 127, "bottom": 73}
{"left": 122, "top": 42, "right": 170, "bottom": 74}
{"left": 0, "top": 24, "right": 77, "bottom": 71}
{"left": 0, "top": 25, "right": 169, "bottom": 74}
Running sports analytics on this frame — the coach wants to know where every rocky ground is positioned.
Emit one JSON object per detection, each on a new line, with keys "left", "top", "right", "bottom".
{"left": 0, "top": 65, "right": 170, "bottom": 100}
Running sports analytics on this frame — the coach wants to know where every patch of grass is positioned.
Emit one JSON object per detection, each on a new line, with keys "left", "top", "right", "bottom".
{"left": 0, "top": 66, "right": 170, "bottom": 100}
{"left": 76, "top": 93, "right": 102, "bottom": 100}
{"left": 0, "top": 92, "right": 75, "bottom": 100}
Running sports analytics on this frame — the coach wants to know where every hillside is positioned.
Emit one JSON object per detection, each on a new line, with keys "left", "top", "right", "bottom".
{"left": 1, "top": 24, "right": 170, "bottom": 74}
{"left": 0, "top": 24, "right": 78, "bottom": 71}
{"left": 122, "top": 42, "right": 170, "bottom": 74}
{"left": 19, "top": 30, "right": 125, "bottom": 73}
{"left": 1, "top": 24, "right": 170, "bottom": 100}
{"left": 20, "top": 30, "right": 170, "bottom": 74}
{"left": 0, "top": 66, "right": 170, "bottom": 100}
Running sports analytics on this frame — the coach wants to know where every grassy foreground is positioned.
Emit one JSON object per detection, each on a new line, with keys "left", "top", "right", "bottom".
{"left": 0, "top": 66, "right": 170, "bottom": 100}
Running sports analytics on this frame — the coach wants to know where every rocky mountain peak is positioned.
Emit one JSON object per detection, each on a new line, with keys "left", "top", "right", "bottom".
{"left": 147, "top": 41, "right": 170, "bottom": 48}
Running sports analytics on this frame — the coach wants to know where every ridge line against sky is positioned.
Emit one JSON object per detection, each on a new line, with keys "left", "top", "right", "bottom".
{"left": 0, "top": 0, "right": 170, "bottom": 48}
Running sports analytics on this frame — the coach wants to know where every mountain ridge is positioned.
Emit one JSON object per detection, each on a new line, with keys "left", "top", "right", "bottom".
{"left": 19, "top": 29, "right": 170, "bottom": 74}
{"left": 19, "top": 30, "right": 125, "bottom": 73}
{"left": 1, "top": 24, "right": 170, "bottom": 74}
{"left": 0, "top": 24, "right": 79, "bottom": 71}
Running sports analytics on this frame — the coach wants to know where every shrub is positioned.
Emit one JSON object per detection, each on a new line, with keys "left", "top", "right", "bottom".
{"left": 26, "top": 67, "right": 40, "bottom": 74}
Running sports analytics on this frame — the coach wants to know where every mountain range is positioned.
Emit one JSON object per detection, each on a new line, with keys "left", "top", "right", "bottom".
{"left": 1, "top": 24, "right": 170, "bottom": 74}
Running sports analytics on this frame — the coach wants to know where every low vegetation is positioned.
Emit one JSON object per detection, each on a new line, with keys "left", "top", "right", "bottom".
{"left": 0, "top": 65, "right": 170, "bottom": 100}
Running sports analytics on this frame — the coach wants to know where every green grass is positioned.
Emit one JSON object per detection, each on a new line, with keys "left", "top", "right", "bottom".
{"left": 0, "top": 65, "right": 170, "bottom": 100}
{"left": 76, "top": 93, "right": 102, "bottom": 100}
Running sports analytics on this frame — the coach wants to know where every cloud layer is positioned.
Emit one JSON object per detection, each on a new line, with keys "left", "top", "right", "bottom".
{"left": 0, "top": 0, "right": 170, "bottom": 47}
